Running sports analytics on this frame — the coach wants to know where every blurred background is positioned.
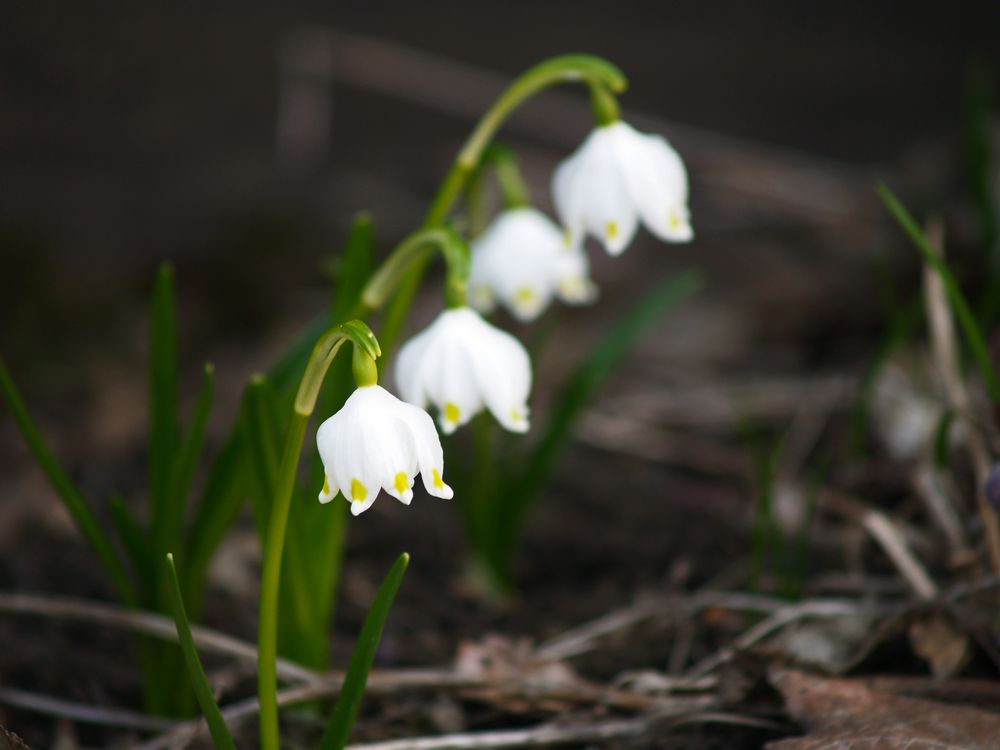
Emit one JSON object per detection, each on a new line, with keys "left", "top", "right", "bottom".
{"left": 3, "top": 0, "right": 1000, "bottom": 607}
{"left": 2, "top": 2, "right": 1000, "bottom": 744}
{"left": 3, "top": 2, "right": 997, "bottom": 369}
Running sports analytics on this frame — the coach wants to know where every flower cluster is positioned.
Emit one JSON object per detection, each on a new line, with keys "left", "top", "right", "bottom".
{"left": 315, "top": 116, "right": 691, "bottom": 515}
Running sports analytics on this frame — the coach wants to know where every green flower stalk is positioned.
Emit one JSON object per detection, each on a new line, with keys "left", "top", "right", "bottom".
{"left": 258, "top": 321, "right": 381, "bottom": 750}
{"left": 257, "top": 320, "right": 452, "bottom": 750}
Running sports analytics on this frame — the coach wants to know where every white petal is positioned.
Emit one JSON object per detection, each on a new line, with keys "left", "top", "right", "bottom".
{"left": 462, "top": 314, "right": 532, "bottom": 433}
{"left": 394, "top": 326, "right": 435, "bottom": 409}
{"left": 349, "top": 494, "right": 377, "bottom": 516}
{"left": 470, "top": 208, "right": 565, "bottom": 321}
{"left": 395, "top": 399, "right": 453, "bottom": 499}
{"left": 610, "top": 122, "right": 693, "bottom": 244}
{"left": 553, "top": 127, "right": 639, "bottom": 255}
{"left": 397, "top": 310, "right": 483, "bottom": 432}
{"left": 318, "top": 473, "right": 339, "bottom": 504}
{"left": 552, "top": 147, "right": 587, "bottom": 247}
{"left": 393, "top": 308, "right": 534, "bottom": 437}
{"left": 553, "top": 247, "right": 598, "bottom": 305}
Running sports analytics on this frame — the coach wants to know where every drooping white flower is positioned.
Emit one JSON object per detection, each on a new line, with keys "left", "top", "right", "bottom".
{"left": 316, "top": 385, "right": 453, "bottom": 516}
{"left": 553, "top": 120, "right": 692, "bottom": 255}
{"left": 469, "top": 207, "right": 597, "bottom": 322}
{"left": 395, "top": 307, "right": 531, "bottom": 434}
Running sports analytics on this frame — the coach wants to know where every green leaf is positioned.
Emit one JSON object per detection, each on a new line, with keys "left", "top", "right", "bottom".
{"left": 242, "top": 375, "right": 283, "bottom": 535}
{"left": 165, "top": 362, "right": 214, "bottom": 548}
{"left": 109, "top": 495, "right": 153, "bottom": 597}
{"left": 933, "top": 410, "right": 956, "bottom": 468}
{"left": 878, "top": 183, "right": 1000, "bottom": 402}
{"left": 165, "top": 554, "right": 237, "bottom": 750}
{"left": 150, "top": 263, "right": 180, "bottom": 558}
{"left": 0, "top": 357, "right": 135, "bottom": 604}
{"left": 333, "top": 214, "right": 376, "bottom": 322}
{"left": 182, "top": 425, "right": 247, "bottom": 612}
{"left": 269, "top": 215, "right": 376, "bottom": 399}
{"left": 268, "top": 313, "right": 329, "bottom": 400}
{"left": 319, "top": 553, "right": 410, "bottom": 750}
{"left": 242, "top": 375, "right": 318, "bottom": 662}
{"left": 492, "top": 270, "right": 703, "bottom": 572}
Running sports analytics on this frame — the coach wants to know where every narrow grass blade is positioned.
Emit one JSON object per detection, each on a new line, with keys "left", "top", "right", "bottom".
{"left": 878, "top": 183, "right": 1000, "bottom": 402}
{"left": 494, "top": 271, "right": 703, "bottom": 573}
{"left": 319, "top": 553, "right": 410, "bottom": 750}
{"left": 164, "top": 553, "right": 236, "bottom": 750}
{"left": 150, "top": 263, "right": 180, "bottom": 556}
{"left": 0, "top": 357, "right": 135, "bottom": 604}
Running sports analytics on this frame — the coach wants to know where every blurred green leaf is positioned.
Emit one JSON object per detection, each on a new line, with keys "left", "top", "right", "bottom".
{"left": 242, "top": 375, "right": 318, "bottom": 664}
{"left": 182, "top": 425, "right": 248, "bottom": 612}
{"left": 165, "top": 554, "right": 236, "bottom": 750}
{"left": 488, "top": 270, "right": 703, "bottom": 580}
{"left": 319, "top": 553, "right": 410, "bottom": 750}
{"left": 0, "top": 357, "right": 135, "bottom": 604}
{"left": 333, "top": 214, "right": 376, "bottom": 321}
{"left": 109, "top": 495, "right": 152, "bottom": 597}
{"left": 878, "top": 183, "right": 1000, "bottom": 402}
{"left": 242, "top": 376, "right": 283, "bottom": 535}
{"left": 165, "top": 362, "right": 214, "bottom": 552}
{"left": 933, "top": 410, "right": 956, "bottom": 468}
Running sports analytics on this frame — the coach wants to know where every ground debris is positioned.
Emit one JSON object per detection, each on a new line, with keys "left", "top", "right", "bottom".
{"left": 0, "top": 728, "right": 30, "bottom": 750}
{"left": 768, "top": 669, "right": 1000, "bottom": 750}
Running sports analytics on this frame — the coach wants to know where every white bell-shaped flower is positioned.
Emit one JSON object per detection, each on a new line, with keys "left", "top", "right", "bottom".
{"left": 395, "top": 307, "right": 532, "bottom": 434}
{"left": 469, "top": 207, "right": 597, "bottom": 322}
{"left": 316, "top": 385, "right": 453, "bottom": 516}
{"left": 553, "top": 120, "right": 692, "bottom": 255}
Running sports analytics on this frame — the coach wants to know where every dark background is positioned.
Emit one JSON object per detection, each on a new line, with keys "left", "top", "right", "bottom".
{"left": 1, "top": 2, "right": 996, "bottom": 288}
{"left": 2, "top": 0, "right": 998, "bottom": 511}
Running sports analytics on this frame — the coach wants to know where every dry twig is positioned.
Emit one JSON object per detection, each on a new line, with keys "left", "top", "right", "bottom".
{"left": 0, "top": 688, "right": 177, "bottom": 733}
{"left": 0, "top": 591, "right": 320, "bottom": 684}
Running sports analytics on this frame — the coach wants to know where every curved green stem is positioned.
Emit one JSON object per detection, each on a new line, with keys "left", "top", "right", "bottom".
{"left": 379, "top": 54, "right": 626, "bottom": 351}
{"left": 258, "top": 321, "right": 380, "bottom": 750}
{"left": 429, "top": 54, "right": 627, "bottom": 224}
{"left": 485, "top": 144, "right": 531, "bottom": 210}
{"left": 361, "top": 227, "right": 471, "bottom": 312}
